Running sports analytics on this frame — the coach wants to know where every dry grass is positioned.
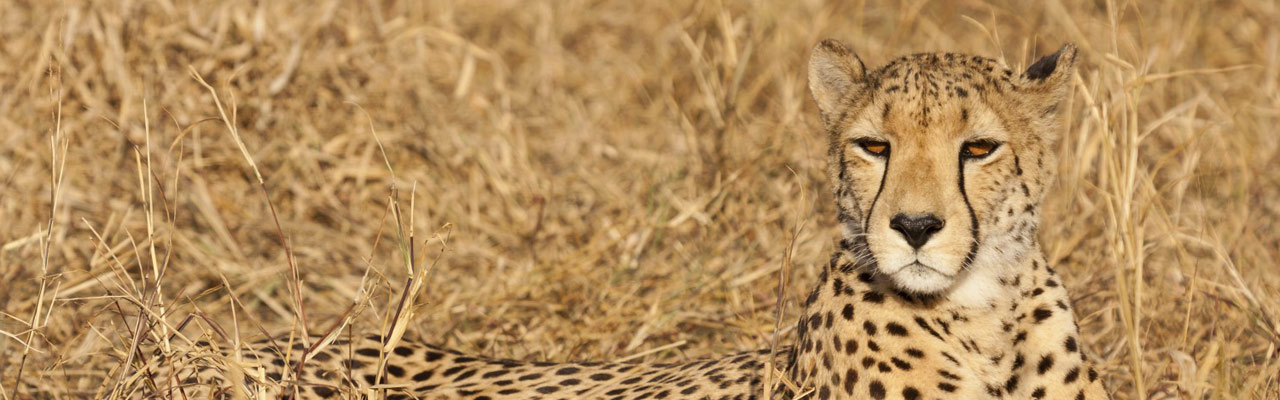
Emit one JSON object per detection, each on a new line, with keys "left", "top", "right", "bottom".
{"left": 1, "top": 0, "right": 1278, "bottom": 398}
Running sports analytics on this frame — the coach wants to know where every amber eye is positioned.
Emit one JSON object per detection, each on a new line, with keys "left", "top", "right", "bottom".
{"left": 961, "top": 140, "right": 1000, "bottom": 159}
{"left": 855, "top": 139, "right": 891, "bottom": 157}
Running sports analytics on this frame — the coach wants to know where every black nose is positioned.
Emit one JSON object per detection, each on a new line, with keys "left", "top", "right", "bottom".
{"left": 890, "top": 214, "right": 945, "bottom": 249}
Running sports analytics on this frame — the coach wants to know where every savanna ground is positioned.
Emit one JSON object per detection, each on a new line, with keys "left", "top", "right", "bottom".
{"left": 1, "top": 1, "right": 1278, "bottom": 399}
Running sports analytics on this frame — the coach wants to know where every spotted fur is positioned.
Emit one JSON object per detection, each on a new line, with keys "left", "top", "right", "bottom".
{"left": 138, "top": 40, "right": 1108, "bottom": 400}
{"left": 142, "top": 334, "right": 777, "bottom": 399}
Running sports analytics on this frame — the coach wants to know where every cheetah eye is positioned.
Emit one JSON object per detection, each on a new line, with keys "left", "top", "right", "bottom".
{"left": 854, "top": 139, "right": 891, "bottom": 158}
{"left": 961, "top": 140, "right": 1000, "bottom": 159}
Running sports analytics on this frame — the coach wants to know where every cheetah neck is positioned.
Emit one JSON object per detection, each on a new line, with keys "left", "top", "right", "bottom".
{"left": 788, "top": 246, "right": 1048, "bottom": 398}
{"left": 943, "top": 242, "right": 1041, "bottom": 309}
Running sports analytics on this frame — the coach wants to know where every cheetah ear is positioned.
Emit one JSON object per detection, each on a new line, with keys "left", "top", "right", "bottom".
{"left": 1021, "top": 43, "right": 1077, "bottom": 94}
{"left": 809, "top": 39, "right": 867, "bottom": 122}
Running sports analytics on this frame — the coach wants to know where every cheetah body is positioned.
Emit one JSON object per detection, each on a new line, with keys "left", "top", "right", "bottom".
{"left": 142, "top": 40, "right": 1108, "bottom": 400}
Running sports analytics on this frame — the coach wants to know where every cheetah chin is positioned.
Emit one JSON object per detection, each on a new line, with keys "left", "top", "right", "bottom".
{"left": 888, "top": 261, "right": 955, "bottom": 293}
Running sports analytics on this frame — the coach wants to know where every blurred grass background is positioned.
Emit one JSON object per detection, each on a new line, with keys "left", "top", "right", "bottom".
{"left": 1, "top": 0, "right": 1277, "bottom": 398}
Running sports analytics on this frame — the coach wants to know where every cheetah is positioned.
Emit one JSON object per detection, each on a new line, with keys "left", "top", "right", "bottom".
{"left": 137, "top": 40, "right": 1108, "bottom": 400}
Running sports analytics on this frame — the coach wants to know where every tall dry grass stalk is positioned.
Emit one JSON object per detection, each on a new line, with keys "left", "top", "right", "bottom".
{"left": 1, "top": 1, "right": 1277, "bottom": 399}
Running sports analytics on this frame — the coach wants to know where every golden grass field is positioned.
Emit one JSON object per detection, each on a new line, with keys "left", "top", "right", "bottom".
{"left": 1, "top": 0, "right": 1278, "bottom": 398}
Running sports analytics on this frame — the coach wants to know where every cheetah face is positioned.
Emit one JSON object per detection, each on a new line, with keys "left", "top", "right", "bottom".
{"left": 808, "top": 40, "right": 1076, "bottom": 296}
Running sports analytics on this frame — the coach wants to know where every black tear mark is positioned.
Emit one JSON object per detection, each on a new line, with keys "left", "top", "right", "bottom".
{"left": 957, "top": 154, "right": 980, "bottom": 268}
{"left": 863, "top": 151, "right": 890, "bottom": 243}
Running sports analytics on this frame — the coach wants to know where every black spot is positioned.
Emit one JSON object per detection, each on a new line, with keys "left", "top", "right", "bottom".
{"left": 386, "top": 364, "right": 405, "bottom": 377}
{"left": 1005, "top": 375, "right": 1019, "bottom": 393}
{"left": 411, "top": 369, "right": 435, "bottom": 381}
{"left": 355, "top": 347, "right": 380, "bottom": 357}
{"left": 987, "top": 385, "right": 1003, "bottom": 397}
{"left": 1033, "top": 307, "right": 1053, "bottom": 322}
{"left": 312, "top": 386, "right": 336, "bottom": 398}
{"left": 857, "top": 272, "right": 874, "bottom": 283}
{"left": 425, "top": 352, "right": 444, "bottom": 362}
{"left": 455, "top": 369, "right": 477, "bottom": 381}
{"left": 913, "top": 317, "right": 943, "bottom": 339}
{"left": 1032, "top": 387, "right": 1046, "bottom": 399}
{"left": 556, "top": 367, "right": 580, "bottom": 375}
{"left": 590, "top": 373, "right": 614, "bottom": 381}
{"left": 536, "top": 386, "right": 559, "bottom": 394}
{"left": 844, "top": 369, "right": 858, "bottom": 393}
{"left": 1038, "top": 354, "right": 1055, "bottom": 375}
{"left": 890, "top": 357, "right": 912, "bottom": 371}
{"left": 903, "top": 386, "right": 920, "bottom": 400}
{"left": 442, "top": 365, "right": 467, "bottom": 377}
{"left": 941, "top": 352, "right": 959, "bottom": 365}
{"left": 482, "top": 369, "right": 511, "bottom": 378}
{"left": 863, "top": 321, "right": 878, "bottom": 335}
{"left": 905, "top": 348, "right": 924, "bottom": 358}
{"left": 806, "top": 288, "right": 820, "bottom": 306}
{"left": 938, "top": 382, "right": 957, "bottom": 392}
{"left": 680, "top": 386, "right": 700, "bottom": 395}
{"left": 518, "top": 373, "right": 543, "bottom": 381}
{"left": 862, "top": 291, "right": 885, "bottom": 303}
{"left": 1065, "top": 367, "right": 1080, "bottom": 383}
{"left": 842, "top": 304, "right": 855, "bottom": 320}
{"left": 885, "top": 322, "right": 908, "bottom": 336}
{"left": 313, "top": 369, "right": 334, "bottom": 380}
{"left": 393, "top": 346, "right": 414, "bottom": 356}
{"left": 1088, "top": 368, "right": 1098, "bottom": 382}
{"left": 869, "top": 380, "right": 886, "bottom": 399}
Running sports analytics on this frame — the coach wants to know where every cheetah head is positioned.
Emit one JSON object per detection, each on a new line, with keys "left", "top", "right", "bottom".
{"left": 808, "top": 40, "right": 1076, "bottom": 298}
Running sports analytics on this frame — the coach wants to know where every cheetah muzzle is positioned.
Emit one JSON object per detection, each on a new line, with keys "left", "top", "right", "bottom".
{"left": 140, "top": 39, "right": 1110, "bottom": 400}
